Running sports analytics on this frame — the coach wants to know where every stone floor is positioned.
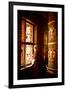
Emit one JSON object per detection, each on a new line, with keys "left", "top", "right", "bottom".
{"left": 18, "top": 65, "right": 57, "bottom": 80}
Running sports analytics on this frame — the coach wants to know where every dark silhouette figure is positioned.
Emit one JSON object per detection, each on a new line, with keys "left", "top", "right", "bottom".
{"left": 32, "top": 48, "right": 48, "bottom": 78}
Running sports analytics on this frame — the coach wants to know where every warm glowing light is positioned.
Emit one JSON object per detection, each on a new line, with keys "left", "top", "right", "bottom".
{"left": 26, "top": 26, "right": 30, "bottom": 42}
{"left": 48, "top": 20, "right": 57, "bottom": 69}
{"left": 24, "top": 23, "right": 33, "bottom": 64}
{"left": 25, "top": 45, "right": 33, "bottom": 64}
{"left": 32, "top": 58, "right": 35, "bottom": 65}
{"left": 26, "top": 23, "right": 33, "bottom": 43}
{"left": 21, "top": 20, "right": 37, "bottom": 67}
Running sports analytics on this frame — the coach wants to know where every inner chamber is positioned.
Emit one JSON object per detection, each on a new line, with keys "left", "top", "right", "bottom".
{"left": 18, "top": 11, "right": 58, "bottom": 79}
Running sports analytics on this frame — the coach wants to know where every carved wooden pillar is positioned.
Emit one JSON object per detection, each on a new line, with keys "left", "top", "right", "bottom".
{"left": 47, "top": 13, "right": 57, "bottom": 76}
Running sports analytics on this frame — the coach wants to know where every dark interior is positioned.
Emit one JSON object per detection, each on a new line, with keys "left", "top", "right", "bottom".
{"left": 18, "top": 10, "right": 58, "bottom": 79}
